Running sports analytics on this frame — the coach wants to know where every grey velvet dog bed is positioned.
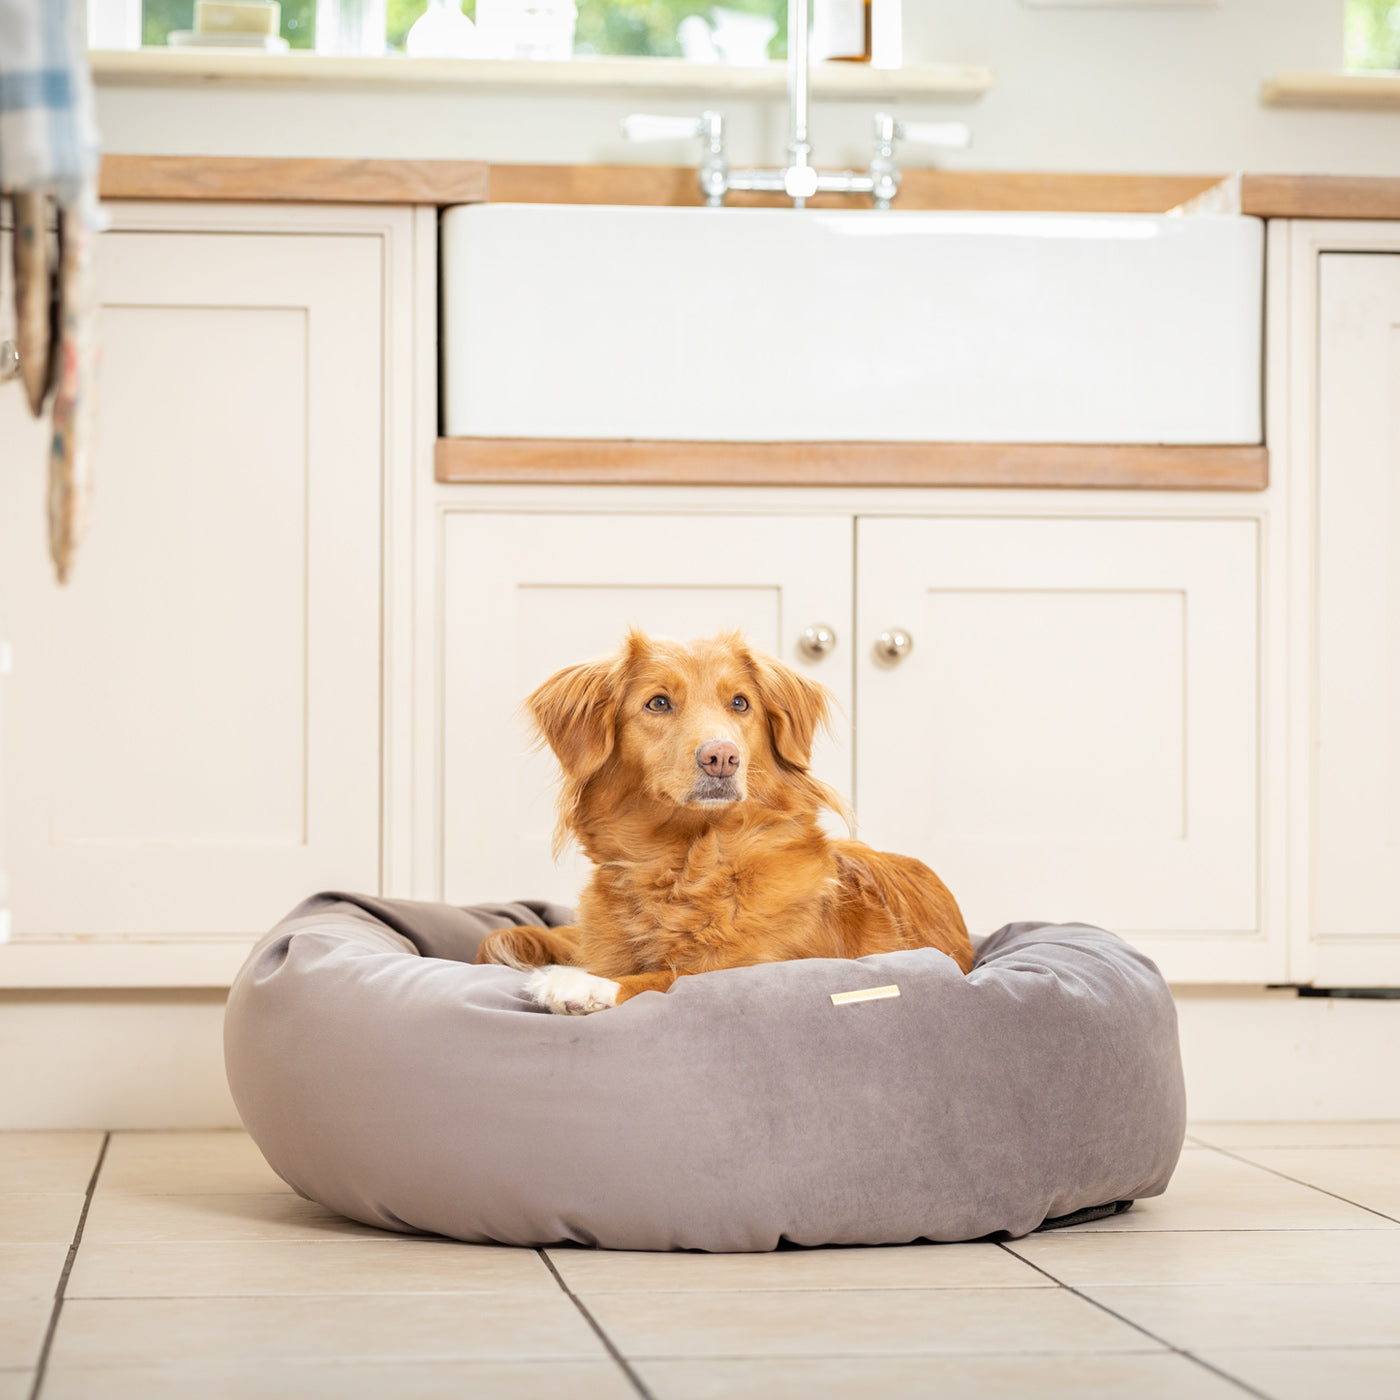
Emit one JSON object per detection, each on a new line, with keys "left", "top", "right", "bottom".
{"left": 224, "top": 892, "right": 1186, "bottom": 1252}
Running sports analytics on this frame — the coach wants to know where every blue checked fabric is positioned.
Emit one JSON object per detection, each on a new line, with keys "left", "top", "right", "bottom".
{"left": 0, "top": 0, "right": 99, "bottom": 200}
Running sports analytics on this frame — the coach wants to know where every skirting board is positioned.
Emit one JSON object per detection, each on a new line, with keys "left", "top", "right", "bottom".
{"left": 0, "top": 937, "right": 257, "bottom": 989}
{"left": 0, "top": 989, "right": 1396, "bottom": 1130}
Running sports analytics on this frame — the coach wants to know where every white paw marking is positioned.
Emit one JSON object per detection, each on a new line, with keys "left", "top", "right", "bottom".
{"left": 526, "top": 965, "right": 621, "bottom": 1016}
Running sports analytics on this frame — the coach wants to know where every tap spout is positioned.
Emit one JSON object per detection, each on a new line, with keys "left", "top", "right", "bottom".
{"left": 787, "top": 0, "right": 812, "bottom": 175}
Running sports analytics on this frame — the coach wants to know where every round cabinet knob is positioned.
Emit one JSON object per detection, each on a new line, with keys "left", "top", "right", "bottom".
{"left": 0, "top": 340, "right": 19, "bottom": 383}
{"left": 799, "top": 624, "right": 838, "bottom": 659}
{"left": 874, "top": 628, "right": 913, "bottom": 663}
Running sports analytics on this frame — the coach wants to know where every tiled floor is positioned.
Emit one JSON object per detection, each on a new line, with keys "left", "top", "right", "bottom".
{"left": 2, "top": 1126, "right": 1399, "bottom": 1398}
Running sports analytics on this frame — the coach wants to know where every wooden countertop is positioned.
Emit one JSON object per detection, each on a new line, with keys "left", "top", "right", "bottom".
{"left": 98, "top": 155, "right": 489, "bottom": 204}
{"left": 434, "top": 439, "right": 1269, "bottom": 491}
{"left": 97, "top": 157, "right": 1400, "bottom": 219}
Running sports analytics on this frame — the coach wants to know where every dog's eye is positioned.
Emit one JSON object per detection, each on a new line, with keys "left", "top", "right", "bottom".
{"left": 645, "top": 695, "right": 672, "bottom": 712}
{"left": 732, "top": 695, "right": 750, "bottom": 713}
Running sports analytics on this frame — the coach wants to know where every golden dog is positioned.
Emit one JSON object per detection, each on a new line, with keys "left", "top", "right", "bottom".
{"left": 476, "top": 630, "right": 972, "bottom": 1013}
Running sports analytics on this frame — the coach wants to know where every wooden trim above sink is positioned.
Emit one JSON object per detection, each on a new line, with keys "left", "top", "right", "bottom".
{"left": 435, "top": 439, "right": 1268, "bottom": 490}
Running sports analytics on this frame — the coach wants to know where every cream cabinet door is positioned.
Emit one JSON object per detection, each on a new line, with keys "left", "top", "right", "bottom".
{"left": 855, "top": 515, "right": 1264, "bottom": 982}
{"left": 1312, "top": 253, "right": 1400, "bottom": 984}
{"left": 439, "top": 511, "right": 852, "bottom": 908}
{"left": 0, "top": 226, "right": 383, "bottom": 936}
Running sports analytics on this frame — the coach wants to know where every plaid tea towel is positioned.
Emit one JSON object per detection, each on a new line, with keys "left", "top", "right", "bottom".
{"left": 0, "top": 0, "right": 100, "bottom": 200}
{"left": 2, "top": 0, "right": 100, "bottom": 583}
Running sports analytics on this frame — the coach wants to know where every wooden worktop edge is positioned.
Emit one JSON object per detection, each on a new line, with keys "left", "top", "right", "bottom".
{"left": 96, "top": 158, "right": 1400, "bottom": 220}
{"left": 435, "top": 439, "right": 1269, "bottom": 491}
{"left": 98, "top": 154, "right": 489, "bottom": 204}
{"left": 96, "top": 157, "right": 1400, "bottom": 221}
{"left": 1239, "top": 174, "right": 1400, "bottom": 221}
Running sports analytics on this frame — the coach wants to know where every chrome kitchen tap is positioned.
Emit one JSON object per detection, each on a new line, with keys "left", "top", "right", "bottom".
{"left": 620, "top": 0, "right": 971, "bottom": 209}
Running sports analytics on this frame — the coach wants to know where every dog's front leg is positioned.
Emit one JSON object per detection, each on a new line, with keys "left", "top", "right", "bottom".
{"left": 526, "top": 967, "right": 681, "bottom": 1015}
{"left": 612, "top": 970, "right": 681, "bottom": 1004}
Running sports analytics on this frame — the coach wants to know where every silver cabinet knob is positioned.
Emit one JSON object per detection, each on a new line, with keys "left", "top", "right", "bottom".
{"left": 874, "top": 628, "right": 913, "bottom": 662}
{"left": 0, "top": 340, "right": 19, "bottom": 383}
{"left": 799, "top": 624, "right": 837, "bottom": 659}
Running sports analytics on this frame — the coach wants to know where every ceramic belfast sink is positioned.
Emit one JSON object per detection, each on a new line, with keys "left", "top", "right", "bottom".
{"left": 440, "top": 204, "right": 1263, "bottom": 444}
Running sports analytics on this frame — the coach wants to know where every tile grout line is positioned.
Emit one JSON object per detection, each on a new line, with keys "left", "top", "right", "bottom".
{"left": 537, "top": 1250, "right": 656, "bottom": 1400}
{"left": 28, "top": 1131, "right": 111, "bottom": 1400}
{"left": 993, "top": 1241, "right": 1274, "bottom": 1400}
{"left": 1197, "top": 1143, "right": 1400, "bottom": 1226}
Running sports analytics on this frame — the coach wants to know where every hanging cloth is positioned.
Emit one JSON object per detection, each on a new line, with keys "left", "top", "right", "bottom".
{"left": 1, "top": 0, "right": 101, "bottom": 584}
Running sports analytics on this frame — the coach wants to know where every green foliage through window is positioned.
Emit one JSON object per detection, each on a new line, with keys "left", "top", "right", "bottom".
{"left": 1346, "top": 0, "right": 1400, "bottom": 70}
{"left": 142, "top": 0, "right": 317, "bottom": 48}
{"left": 573, "top": 2, "right": 786, "bottom": 59}
{"left": 141, "top": 1, "right": 785, "bottom": 58}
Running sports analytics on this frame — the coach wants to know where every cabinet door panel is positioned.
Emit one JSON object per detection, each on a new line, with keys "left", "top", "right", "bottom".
{"left": 856, "top": 516, "right": 1262, "bottom": 981}
{"left": 440, "top": 513, "right": 852, "bottom": 908}
{"left": 1314, "top": 253, "right": 1400, "bottom": 982}
{"left": 0, "top": 230, "right": 383, "bottom": 935}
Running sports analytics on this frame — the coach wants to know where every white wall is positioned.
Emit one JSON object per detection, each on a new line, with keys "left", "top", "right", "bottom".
{"left": 93, "top": 0, "right": 1400, "bottom": 175}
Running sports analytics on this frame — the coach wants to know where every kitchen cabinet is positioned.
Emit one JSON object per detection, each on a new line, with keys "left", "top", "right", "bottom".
{"left": 432, "top": 504, "right": 1267, "bottom": 981}
{"left": 1308, "top": 251, "right": 1400, "bottom": 984}
{"left": 856, "top": 515, "right": 1258, "bottom": 962}
{"left": 0, "top": 202, "right": 425, "bottom": 984}
{"left": 438, "top": 511, "right": 853, "bottom": 907}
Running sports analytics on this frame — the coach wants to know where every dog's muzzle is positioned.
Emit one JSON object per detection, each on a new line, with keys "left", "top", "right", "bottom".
{"left": 685, "top": 775, "right": 741, "bottom": 805}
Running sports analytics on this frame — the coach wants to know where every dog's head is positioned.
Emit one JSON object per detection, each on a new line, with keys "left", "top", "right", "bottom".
{"left": 526, "top": 629, "right": 841, "bottom": 852}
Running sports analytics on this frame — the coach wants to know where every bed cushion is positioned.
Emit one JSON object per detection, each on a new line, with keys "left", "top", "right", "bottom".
{"left": 224, "top": 893, "right": 1185, "bottom": 1251}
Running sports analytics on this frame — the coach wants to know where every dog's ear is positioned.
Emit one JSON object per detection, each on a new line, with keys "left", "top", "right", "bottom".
{"left": 526, "top": 656, "right": 624, "bottom": 779}
{"left": 748, "top": 649, "right": 833, "bottom": 770}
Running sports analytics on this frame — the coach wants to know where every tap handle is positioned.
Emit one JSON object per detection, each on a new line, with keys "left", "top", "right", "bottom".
{"left": 620, "top": 114, "right": 706, "bottom": 142}
{"left": 895, "top": 120, "right": 972, "bottom": 150}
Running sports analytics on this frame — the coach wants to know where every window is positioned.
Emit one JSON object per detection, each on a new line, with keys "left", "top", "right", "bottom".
{"left": 138, "top": 1, "right": 790, "bottom": 59}
{"left": 1346, "top": 0, "right": 1400, "bottom": 70}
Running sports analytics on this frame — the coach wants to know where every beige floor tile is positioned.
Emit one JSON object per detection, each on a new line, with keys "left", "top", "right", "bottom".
{"left": 1189, "top": 1121, "right": 1400, "bottom": 1149}
{"left": 547, "top": 1242, "right": 1050, "bottom": 1293}
{"left": 1054, "top": 1148, "right": 1397, "bottom": 1232}
{"left": 0, "top": 1372, "right": 34, "bottom": 1400}
{"left": 1009, "top": 1228, "right": 1400, "bottom": 1285}
{"left": 97, "top": 1132, "right": 286, "bottom": 1196}
{"left": 0, "top": 1134, "right": 104, "bottom": 1195}
{"left": 80, "top": 1192, "right": 393, "bottom": 1245}
{"left": 66, "top": 1239, "right": 556, "bottom": 1298}
{"left": 1199, "top": 1346, "right": 1400, "bottom": 1400}
{"left": 1084, "top": 1282, "right": 1400, "bottom": 1351}
{"left": 48, "top": 1293, "right": 604, "bottom": 1367}
{"left": 40, "top": 1360, "right": 635, "bottom": 1400}
{"left": 638, "top": 1352, "right": 1245, "bottom": 1400}
{"left": 0, "top": 1299, "right": 50, "bottom": 1370}
{"left": 0, "top": 1245, "right": 69, "bottom": 1302}
{"left": 1224, "top": 1147, "right": 1400, "bottom": 1219}
{"left": 583, "top": 1285, "right": 1159, "bottom": 1359}
{"left": 0, "top": 1197, "right": 85, "bottom": 1246}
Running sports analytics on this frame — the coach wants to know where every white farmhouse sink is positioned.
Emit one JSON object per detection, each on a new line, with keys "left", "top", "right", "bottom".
{"left": 441, "top": 204, "right": 1263, "bottom": 444}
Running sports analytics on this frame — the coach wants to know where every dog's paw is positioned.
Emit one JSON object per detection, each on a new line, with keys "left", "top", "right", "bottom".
{"left": 525, "top": 965, "right": 621, "bottom": 1016}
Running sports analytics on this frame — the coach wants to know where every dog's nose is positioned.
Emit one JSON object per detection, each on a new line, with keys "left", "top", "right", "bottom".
{"left": 697, "top": 740, "right": 740, "bottom": 778}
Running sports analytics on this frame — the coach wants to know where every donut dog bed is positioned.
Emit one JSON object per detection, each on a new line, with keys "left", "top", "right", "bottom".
{"left": 224, "top": 892, "right": 1186, "bottom": 1251}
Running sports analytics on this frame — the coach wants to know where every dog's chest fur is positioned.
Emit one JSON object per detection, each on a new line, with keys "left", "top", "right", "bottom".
{"left": 579, "top": 821, "right": 839, "bottom": 975}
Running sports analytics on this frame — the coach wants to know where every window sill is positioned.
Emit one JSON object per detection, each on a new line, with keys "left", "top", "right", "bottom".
{"left": 1262, "top": 70, "right": 1400, "bottom": 109}
{"left": 88, "top": 47, "right": 993, "bottom": 100}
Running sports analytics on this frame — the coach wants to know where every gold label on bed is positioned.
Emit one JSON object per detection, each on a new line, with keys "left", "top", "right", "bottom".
{"left": 830, "top": 985, "right": 901, "bottom": 1006}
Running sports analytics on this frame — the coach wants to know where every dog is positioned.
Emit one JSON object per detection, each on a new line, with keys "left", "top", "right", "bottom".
{"left": 475, "top": 629, "right": 973, "bottom": 1013}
